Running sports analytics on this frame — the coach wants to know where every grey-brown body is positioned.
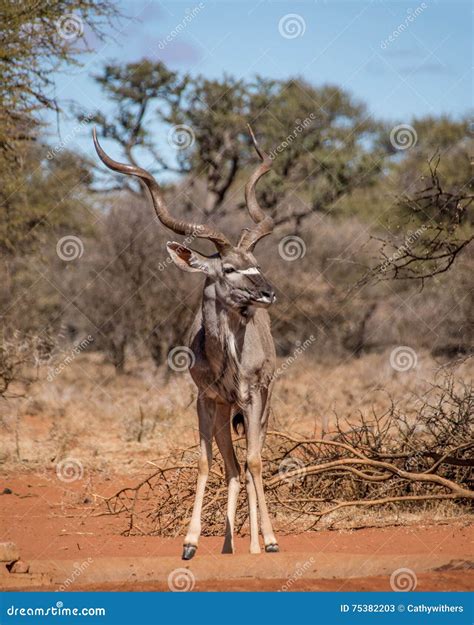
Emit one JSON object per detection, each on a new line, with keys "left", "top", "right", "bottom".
{"left": 188, "top": 284, "right": 276, "bottom": 407}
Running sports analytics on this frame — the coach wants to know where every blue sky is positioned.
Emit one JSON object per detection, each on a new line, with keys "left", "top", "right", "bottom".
{"left": 45, "top": 0, "right": 472, "bottom": 169}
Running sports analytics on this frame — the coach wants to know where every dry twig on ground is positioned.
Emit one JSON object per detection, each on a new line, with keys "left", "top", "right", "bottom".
{"left": 102, "top": 375, "right": 473, "bottom": 535}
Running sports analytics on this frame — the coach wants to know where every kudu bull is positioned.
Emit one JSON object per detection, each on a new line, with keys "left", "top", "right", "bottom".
{"left": 93, "top": 126, "right": 279, "bottom": 559}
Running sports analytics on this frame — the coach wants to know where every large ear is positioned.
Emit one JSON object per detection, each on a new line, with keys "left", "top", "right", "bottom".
{"left": 166, "top": 242, "right": 213, "bottom": 273}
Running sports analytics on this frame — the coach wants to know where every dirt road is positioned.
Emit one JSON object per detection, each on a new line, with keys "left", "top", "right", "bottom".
{"left": 1, "top": 472, "right": 473, "bottom": 592}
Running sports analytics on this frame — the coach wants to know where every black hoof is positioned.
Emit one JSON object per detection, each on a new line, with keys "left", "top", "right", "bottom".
{"left": 182, "top": 544, "right": 197, "bottom": 560}
{"left": 265, "top": 543, "right": 279, "bottom": 553}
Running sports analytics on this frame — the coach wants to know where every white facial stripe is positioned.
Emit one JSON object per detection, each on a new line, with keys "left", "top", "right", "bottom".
{"left": 238, "top": 267, "right": 260, "bottom": 275}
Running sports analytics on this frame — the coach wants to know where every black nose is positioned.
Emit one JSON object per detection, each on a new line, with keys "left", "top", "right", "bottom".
{"left": 261, "top": 288, "right": 274, "bottom": 301}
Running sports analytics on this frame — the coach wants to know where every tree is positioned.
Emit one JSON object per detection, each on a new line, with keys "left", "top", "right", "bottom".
{"left": 1, "top": 146, "right": 94, "bottom": 255}
{"left": 349, "top": 117, "right": 473, "bottom": 289}
{"left": 0, "top": 146, "right": 97, "bottom": 348}
{"left": 386, "top": 116, "right": 473, "bottom": 198}
{"left": 169, "top": 75, "right": 269, "bottom": 215}
{"left": 356, "top": 157, "right": 473, "bottom": 288}
{"left": 75, "top": 197, "right": 197, "bottom": 371}
{"left": 81, "top": 60, "right": 186, "bottom": 193}
{"left": 0, "top": 0, "right": 121, "bottom": 261}
{"left": 252, "top": 79, "right": 385, "bottom": 227}
{"left": 0, "top": 0, "right": 119, "bottom": 166}
{"left": 85, "top": 68, "right": 264, "bottom": 214}
{"left": 87, "top": 66, "right": 384, "bottom": 227}
{"left": 0, "top": 0, "right": 121, "bottom": 347}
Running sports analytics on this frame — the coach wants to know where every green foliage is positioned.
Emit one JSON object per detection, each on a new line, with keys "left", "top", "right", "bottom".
{"left": 83, "top": 60, "right": 185, "bottom": 182}
{"left": 0, "top": 146, "right": 94, "bottom": 255}
{"left": 169, "top": 74, "right": 259, "bottom": 213}
{"left": 88, "top": 65, "right": 386, "bottom": 223}
{"left": 0, "top": 0, "right": 119, "bottom": 159}
{"left": 0, "top": 0, "right": 120, "bottom": 259}
{"left": 338, "top": 116, "right": 473, "bottom": 228}
{"left": 394, "top": 116, "right": 473, "bottom": 201}
{"left": 253, "top": 79, "right": 386, "bottom": 220}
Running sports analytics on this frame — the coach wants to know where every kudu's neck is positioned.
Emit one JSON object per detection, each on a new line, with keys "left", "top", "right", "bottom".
{"left": 201, "top": 282, "right": 248, "bottom": 368}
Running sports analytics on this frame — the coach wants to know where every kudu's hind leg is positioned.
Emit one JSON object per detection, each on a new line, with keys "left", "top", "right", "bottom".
{"left": 214, "top": 404, "right": 240, "bottom": 554}
{"left": 182, "top": 395, "right": 214, "bottom": 560}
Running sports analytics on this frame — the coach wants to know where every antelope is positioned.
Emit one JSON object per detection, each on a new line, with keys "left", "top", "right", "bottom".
{"left": 93, "top": 125, "right": 279, "bottom": 559}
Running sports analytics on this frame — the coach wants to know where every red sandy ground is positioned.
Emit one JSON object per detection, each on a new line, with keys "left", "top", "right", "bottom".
{"left": 1, "top": 472, "right": 473, "bottom": 591}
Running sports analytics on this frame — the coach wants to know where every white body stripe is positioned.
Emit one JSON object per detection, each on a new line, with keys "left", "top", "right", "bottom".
{"left": 238, "top": 267, "right": 260, "bottom": 275}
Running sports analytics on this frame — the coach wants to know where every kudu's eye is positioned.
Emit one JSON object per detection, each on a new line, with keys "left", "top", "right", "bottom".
{"left": 224, "top": 266, "right": 236, "bottom": 274}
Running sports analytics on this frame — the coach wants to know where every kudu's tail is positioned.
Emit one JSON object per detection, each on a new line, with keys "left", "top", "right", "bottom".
{"left": 232, "top": 412, "right": 245, "bottom": 436}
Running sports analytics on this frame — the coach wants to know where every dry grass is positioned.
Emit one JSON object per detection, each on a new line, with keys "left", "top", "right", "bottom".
{"left": 1, "top": 350, "right": 472, "bottom": 532}
{"left": 0, "top": 349, "right": 471, "bottom": 467}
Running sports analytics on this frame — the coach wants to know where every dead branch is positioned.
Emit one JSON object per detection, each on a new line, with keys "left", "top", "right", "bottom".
{"left": 100, "top": 374, "right": 473, "bottom": 535}
{"left": 353, "top": 157, "right": 473, "bottom": 290}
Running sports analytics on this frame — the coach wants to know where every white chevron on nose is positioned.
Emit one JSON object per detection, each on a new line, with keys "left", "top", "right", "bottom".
{"left": 238, "top": 267, "right": 260, "bottom": 275}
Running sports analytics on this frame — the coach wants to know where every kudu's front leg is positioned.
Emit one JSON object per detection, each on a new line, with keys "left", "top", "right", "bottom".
{"left": 213, "top": 403, "right": 240, "bottom": 554}
{"left": 245, "top": 465, "right": 260, "bottom": 554}
{"left": 182, "top": 395, "right": 214, "bottom": 560}
{"left": 244, "top": 391, "right": 278, "bottom": 553}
